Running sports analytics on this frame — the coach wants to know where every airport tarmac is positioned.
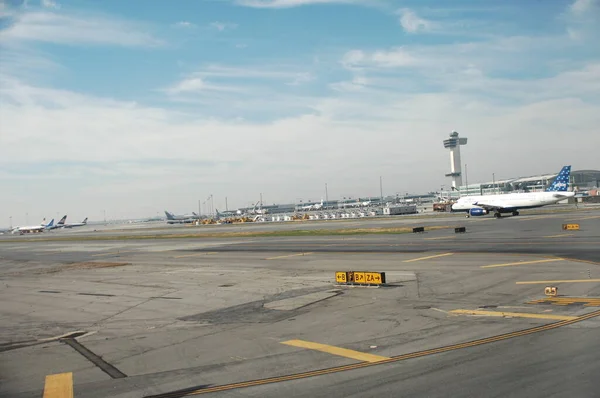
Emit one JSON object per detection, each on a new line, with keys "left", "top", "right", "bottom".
{"left": 1, "top": 208, "right": 599, "bottom": 397}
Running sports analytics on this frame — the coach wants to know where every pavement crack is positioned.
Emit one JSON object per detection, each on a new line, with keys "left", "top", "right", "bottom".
{"left": 61, "top": 337, "right": 127, "bottom": 379}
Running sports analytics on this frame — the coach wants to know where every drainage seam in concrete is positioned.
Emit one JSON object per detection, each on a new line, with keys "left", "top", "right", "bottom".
{"left": 61, "top": 338, "right": 127, "bottom": 379}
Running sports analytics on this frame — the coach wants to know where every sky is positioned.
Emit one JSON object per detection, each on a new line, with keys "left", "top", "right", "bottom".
{"left": 0, "top": 0, "right": 599, "bottom": 224}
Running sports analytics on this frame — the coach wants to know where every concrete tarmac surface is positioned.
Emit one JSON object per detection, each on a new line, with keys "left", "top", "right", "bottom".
{"left": 1, "top": 207, "right": 599, "bottom": 397}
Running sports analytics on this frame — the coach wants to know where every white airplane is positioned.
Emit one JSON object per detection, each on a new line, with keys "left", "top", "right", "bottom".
{"left": 12, "top": 219, "right": 54, "bottom": 235}
{"left": 164, "top": 211, "right": 198, "bottom": 224}
{"left": 299, "top": 199, "right": 324, "bottom": 211}
{"left": 60, "top": 217, "right": 88, "bottom": 228}
{"left": 452, "top": 165, "right": 575, "bottom": 218}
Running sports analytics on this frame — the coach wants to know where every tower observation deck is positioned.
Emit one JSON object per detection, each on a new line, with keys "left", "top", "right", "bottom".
{"left": 443, "top": 131, "right": 468, "bottom": 190}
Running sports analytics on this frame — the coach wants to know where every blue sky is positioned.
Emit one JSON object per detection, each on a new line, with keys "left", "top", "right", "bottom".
{"left": 0, "top": 0, "right": 599, "bottom": 224}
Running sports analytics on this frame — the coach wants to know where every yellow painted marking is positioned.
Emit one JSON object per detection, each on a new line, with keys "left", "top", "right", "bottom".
{"left": 91, "top": 251, "right": 131, "bottom": 257}
{"left": 481, "top": 258, "right": 563, "bottom": 269}
{"left": 173, "top": 252, "right": 218, "bottom": 258}
{"left": 265, "top": 252, "right": 314, "bottom": 260}
{"left": 543, "top": 234, "right": 574, "bottom": 238}
{"left": 403, "top": 252, "right": 454, "bottom": 263}
{"left": 449, "top": 309, "right": 577, "bottom": 321}
{"left": 281, "top": 339, "right": 389, "bottom": 363}
{"left": 527, "top": 297, "right": 600, "bottom": 307}
{"left": 43, "top": 372, "right": 73, "bottom": 398}
{"left": 155, "top": 310, "right": 600, "bottom": 396}
{"left": 424, "top": 236, "right": 456, "bottom": 240}
{"left": 517, "top": 279, "right": 600, "bottom": 285}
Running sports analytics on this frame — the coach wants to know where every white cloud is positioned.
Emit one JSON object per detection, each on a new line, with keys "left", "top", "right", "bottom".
{"left": 342, "top": 47, "right": 415, "bottom": 69}
{"left": 1, "top": 58, "right": 599, "bottom": 223}
{"left": 41, "top": 0, "right": 60, "bottom": 9}
{"left": 234, "top": 0, "right": 363, "bottom": 8}
{"left": 398, "top": 8, "right": 432, "bottom": 33}
{"left": 166, "top": 77, "right": 205, "bottom": 94}
{"left": 0, "top": 11, "right": 162, "bottom": 47}
{"left": 173, "top": 21, "right": 195, "bottom": 28}
{"left": 210, "top": 21, "right": 238, "bottom": 31}
{"left": 570, "top": 0, "right": 597, "bottom": 14}
{"left": 286, "top": 72, "right": 313, "bottom": 86}
{"left": 565, "top": 0, "right": 600, "bottom": 40}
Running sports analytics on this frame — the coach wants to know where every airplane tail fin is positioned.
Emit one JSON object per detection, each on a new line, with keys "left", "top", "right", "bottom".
{"left": 546, "top": 166, "right": 571, "bottom": 192}
{"left": 82, "top": 217, "right": 88, "bottom": 224}
{"left": 164, "top": 211, "right": 175, "bottom": 220}
{"left": 46, "top": 219, "right": 54, "bottom": 228}
{"left": 57, "top": 215, "right": 67, "bottom": 225}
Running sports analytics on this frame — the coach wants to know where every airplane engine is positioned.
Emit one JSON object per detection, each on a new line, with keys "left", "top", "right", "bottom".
{"left": 469, "top": 208, "right": 488, "bottom": 216}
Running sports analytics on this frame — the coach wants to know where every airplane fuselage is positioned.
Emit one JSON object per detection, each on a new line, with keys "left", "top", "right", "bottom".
{"left": 452, "top": 191, "right": 575, "bottom": 214}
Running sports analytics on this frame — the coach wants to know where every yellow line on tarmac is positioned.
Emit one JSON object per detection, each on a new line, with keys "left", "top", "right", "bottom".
{"left": 517, "top": 279, "right": 600, "bottom": 285}
{"left": 449, "top": 309, "right": 577, "bottom": 321}
{"left": 403, "top": 252, "right": 454, "bottom": 262}
{"left": 265, "top": 252, "right": 314, "bottom": 260}
{"left": 43, "top": 372, "right": 73, "bottom": 398}
{"left": 281, "top": 339, "right": 389, "bottom": 363}
{"left": 481, "top": 258, "right": 563, "bottom": 269}
{"left": 424, "top": 236, "right": 456, "bottom": 240}
{"left": 148, "top": 310, "right": 600, "bottom": 397}
{"left": 543, "top": 234, "right": 574, "bottom": 238}
{"left": 173, "top": 252, "right": 218, "bottom": 258}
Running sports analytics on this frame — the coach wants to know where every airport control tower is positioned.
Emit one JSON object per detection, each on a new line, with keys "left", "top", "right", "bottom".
{"left": 443, "top": 131, "right": 468, "bottom": 190}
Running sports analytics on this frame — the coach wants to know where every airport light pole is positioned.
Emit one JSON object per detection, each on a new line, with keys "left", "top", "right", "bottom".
{"left": 325, "top": 183, "right": 329, "bottom": 208}
{"left": 379, "top": 176, "right": 383, "bottom": 204}
{"left": 26, "top": 212, "right": 28, "bottom": 224}
{"left": 464, "top": 164, "right": 469, "bottom": 196}
{"left": 9, "top": 216, "right": 12, "bottom": 229}
{"left": 492, "top": 173, "right": 495, "bottom": 194}
{"left": 225, "top": 197, "right": 228, "bottom": 212}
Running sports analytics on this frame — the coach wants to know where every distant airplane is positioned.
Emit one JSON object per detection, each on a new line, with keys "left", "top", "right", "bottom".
{"left": 299, "top": 199, "right": 324, "bottom": 211}
{"left": 164, "top": 211, "right": 198, "bottom": 224}
{"left": 11, "top": 219, "right": 54, "bottom": 235}
{"left": 61, "top": 217, "right": 88, "bottom": 228}
{"left": 47, "top": 215, "right": 67, "bottom": 229}
{"left": 452, "top": 165, "right": 575, "bottom": 218}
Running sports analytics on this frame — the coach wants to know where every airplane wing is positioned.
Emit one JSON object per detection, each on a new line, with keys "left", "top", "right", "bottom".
{"left": 472, "top": 201, "right": 514, "bottom": 211}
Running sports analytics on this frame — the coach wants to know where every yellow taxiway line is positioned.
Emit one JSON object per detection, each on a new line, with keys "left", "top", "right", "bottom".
{"left": 449, "top": 309, "right": 577, "bottom": 321}
{"left": 543, "top": 234, "right": 574, "bottom": 238}
{"left": 43, "top": 372, "right": 73, "bottom": 398}
{"left": 481, "top": 258, "right": 563, "bottom": 269}
{"left": 517, "top": 279, "right": 600, "bottom": 285}
{"left": 403, "top": 252, "right": 454, "bottom": 263}
{"left": 265, "top": 252, "right": 314, "bottom": 260}
{"left": 424, "top": 236, "right": 456, "bottom": 240}
{"left": 149, "top": 309, "right": 600, "bottom": 397}
{"left": 281, "top": 339, "right": 389, "bottom": 363}
{"left": 173, "top": 252, "right": 218, "bottom": 258}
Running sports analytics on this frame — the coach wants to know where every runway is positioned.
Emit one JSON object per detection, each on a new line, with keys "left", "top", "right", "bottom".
{"left": 1, "top": 207, "right": 599, "bottom": 397}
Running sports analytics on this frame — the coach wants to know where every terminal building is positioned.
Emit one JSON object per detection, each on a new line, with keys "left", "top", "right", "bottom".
{"left": 443, "top": 169, "right": 600, "bottom": 198}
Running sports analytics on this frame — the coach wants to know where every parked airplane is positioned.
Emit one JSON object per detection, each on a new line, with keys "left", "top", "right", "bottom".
{"left": 61, "top": 217, "right": 88, "bottom": 228}
{"left": 11, "top": 219, "right": 54, "bottom": 235}
{"left": 164, "top": 211, "right": 198, "bottom": 224}
{"left": 299, "top": 199, "right": 324, "bottom": 211}
{"left": 452, "top": 165, "right": 574, "bottom": 218}
{"left": 46, "top": 215, "right": 67, "bottom": 230}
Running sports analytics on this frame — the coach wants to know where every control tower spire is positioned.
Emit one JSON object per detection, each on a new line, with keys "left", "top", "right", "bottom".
{"left": 443, "top": 131, "right": 468, "bottom": 190}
